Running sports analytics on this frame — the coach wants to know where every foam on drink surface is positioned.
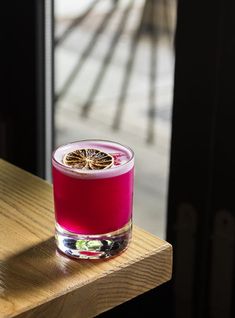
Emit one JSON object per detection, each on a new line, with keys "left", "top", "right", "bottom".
{"left": 53, "top": 140, "right": 134, "bottom": 179}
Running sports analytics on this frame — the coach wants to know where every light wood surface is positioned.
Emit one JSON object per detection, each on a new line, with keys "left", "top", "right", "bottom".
{"left": 0, "top": 159, "right": 172, "bottom": 318}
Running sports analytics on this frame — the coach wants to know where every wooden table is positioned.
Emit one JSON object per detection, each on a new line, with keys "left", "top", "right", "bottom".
{"left": 0, "top": 159, "right": 172, "bottom": 318}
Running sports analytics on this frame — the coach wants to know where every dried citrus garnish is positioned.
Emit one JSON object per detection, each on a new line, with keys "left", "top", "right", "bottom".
{"left": 63, "top": 148, "right": 114, "bottom": 170}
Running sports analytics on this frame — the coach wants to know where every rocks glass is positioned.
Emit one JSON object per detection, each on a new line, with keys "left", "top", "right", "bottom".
{"left": 52, "top": 139, "right": 134, "bottom": 259}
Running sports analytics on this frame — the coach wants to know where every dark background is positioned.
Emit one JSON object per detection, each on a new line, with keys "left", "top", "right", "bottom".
{"left": 1, "top": 1, "right": 235, "bottom": 317}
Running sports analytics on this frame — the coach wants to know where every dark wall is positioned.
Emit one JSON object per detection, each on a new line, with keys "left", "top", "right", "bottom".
{"left": 0, "top": 1, "right": 49, "bottom": 177}
{"left": 166, "top": 0, "right": 235, "bottom": 317}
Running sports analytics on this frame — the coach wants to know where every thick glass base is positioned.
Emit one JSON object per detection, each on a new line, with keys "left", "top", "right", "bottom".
{"left": 55, "top": 221, "right": 132, "bottom": 259}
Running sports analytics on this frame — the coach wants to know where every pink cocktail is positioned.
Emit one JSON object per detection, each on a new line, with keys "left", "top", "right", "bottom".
{"left": 52, "top": 140, "right": 134, "bottom": 259}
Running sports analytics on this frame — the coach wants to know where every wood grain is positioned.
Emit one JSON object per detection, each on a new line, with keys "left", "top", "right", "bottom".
{"left": 0, "top": 159, "right": 172, "bottom": 318}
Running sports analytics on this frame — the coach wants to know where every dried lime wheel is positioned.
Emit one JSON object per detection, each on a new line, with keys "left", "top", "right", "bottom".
{"left": 63, "top": 148, "right": 114, "bottom": 170}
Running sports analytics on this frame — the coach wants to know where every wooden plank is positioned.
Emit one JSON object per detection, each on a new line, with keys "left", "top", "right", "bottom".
{"left": 0, "top": 159, "right": 172, "bottom": 318}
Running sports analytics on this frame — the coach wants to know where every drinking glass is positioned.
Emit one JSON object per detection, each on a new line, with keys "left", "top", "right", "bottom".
{"left": 52, "top": 139, "right": 134, "bottom": 259}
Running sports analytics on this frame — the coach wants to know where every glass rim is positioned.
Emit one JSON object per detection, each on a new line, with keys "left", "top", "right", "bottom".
{"left": 52, "top": 139, "right": 135, "bottom": 175}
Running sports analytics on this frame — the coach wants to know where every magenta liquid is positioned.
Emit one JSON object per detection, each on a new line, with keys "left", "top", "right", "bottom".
{"left": 52, "top": 140, "right": 134, "bottom": 259}
{"left": 53, "top": 165, "right": 133, "bottom": 235}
